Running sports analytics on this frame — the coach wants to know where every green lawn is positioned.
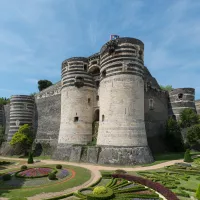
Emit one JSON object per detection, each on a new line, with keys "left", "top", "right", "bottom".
{"left": 0, "top": 164, "right": 91, "bottom": 199}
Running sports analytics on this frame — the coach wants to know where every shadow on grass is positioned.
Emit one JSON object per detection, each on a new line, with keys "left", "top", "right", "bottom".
{"left": 0, "top": 165, "right": 26, "bottom": 198}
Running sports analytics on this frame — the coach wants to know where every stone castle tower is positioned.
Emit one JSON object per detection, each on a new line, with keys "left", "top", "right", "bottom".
{"left": 1, "top": 36, "right": 199, "bottom": 165}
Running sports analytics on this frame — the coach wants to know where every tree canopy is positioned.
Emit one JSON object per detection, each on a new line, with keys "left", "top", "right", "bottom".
{"left": 179, "top": 108, "right": 200, "bottom": 128}
{"left": 10, "top": 124, "right": 33, "bottom": 147}
{"left": 0, "top": 97, "right": 10, "bottom": 105}
{"left": 38, "top": 80, "right": 53, "bottom": 91}
{"left": 160, "top": 85, "right": 173, "bottom": 91}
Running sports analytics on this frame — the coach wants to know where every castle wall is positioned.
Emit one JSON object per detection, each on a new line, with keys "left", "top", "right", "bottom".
{"left": 195, "top": 100, "right": 200, "bottom": 115}
{"left": 34, "top": 81, "right": 61, "bottom": 144}
{"left": 58, "top": 57, "right": 95, "bottom": 145}
{"left": 144, "top": 87, "right": 169, "bottom": 153}
{"left": 168, "top": 88, "right": 196, "bottom": 120}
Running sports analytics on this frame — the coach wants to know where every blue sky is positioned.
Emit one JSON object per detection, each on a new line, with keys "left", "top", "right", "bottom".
{"left": 0, "top": 0, "right": 200, "bottom": 99}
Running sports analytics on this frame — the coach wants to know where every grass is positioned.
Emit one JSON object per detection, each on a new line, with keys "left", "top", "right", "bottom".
{"left": 0, "top": 164, "right": 91, "bottom": 199}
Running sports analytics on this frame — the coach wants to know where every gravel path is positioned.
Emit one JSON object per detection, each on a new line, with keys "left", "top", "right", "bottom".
{"left": 0, "top": 156, "right": 183, "bottom": 200}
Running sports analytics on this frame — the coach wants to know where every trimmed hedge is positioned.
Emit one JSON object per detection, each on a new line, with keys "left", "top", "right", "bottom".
{"left": 2, "top": 174, "right": 11, "bottom": 181}
{"left": 21, "top": 165, "right": 28, "bottom": 170}
{"left": 112, "top": 174, "right": 179, "bottom": 200}
{"left": 56, "top": 164, "right": 62, "bottom": 169}
{"left": 90, "top": 177, "right": 102, "bottom": 187}
{"left": 48, "top": 173, "right": 56, "bottom": 180}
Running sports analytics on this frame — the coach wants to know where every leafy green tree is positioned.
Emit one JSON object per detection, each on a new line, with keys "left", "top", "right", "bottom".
{"left": 160, "top": 85, "right": 173, "bottom": 91}
{"left": 165, "top": 117, "right": 185, "bottom": 152}
{"left": 184, "top": 149, "right": 193, "bottom": 162}
{"left": 0, "top": 97, "right": 10, "bottom": 105}
{"left": 186, "top": 124, "right": 200, "bottom": 146}
{"left": 179, "top": 108, "right": 199, "bottom": 128}
{"left": 9, "top": 124, "right": 33, "bottom": 154}
{"left": 38, "top": 80, "right": 53, "bottom": 91}
{"left": 0, "top": 126, "right": 5, "bottom": 145}
{"left": 196, "top": 184, "right": 200, "bottom": 200}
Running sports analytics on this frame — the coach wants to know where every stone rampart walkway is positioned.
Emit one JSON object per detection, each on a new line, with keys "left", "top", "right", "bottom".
{"left": 0, "top": 156, "right": 183, "bottom": 200}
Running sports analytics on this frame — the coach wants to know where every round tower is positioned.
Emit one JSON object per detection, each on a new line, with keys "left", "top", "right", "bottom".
{"left": 168, "top": 88, "right": 196, "bottom": 120}
{"left": 8, "top": 95, "right": 35, "bottom": 141}
{"left": 97, "top": 37, "right": 153, "bottom": 164}
{"left": 58, "top": 57, "right": 95, "bottom": 145}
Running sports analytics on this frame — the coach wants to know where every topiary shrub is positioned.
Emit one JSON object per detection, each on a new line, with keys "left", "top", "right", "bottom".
{"left": 48, "top": 172, "right": 56, "bottom": 180}
{"left": 196, "top": 184, "right": 200, "bottom": 200}
{"left": 2, "top": 174, "right": 11, "bottom": 181}
{"left": 56, "top": 164, "right": 62, "bottom": 169}
{"left": 27, "top": 152, "right": 34, "bottom": 164}
{"left": 21, "top": 165, "right": 28, "bottom": 170}
{"left": 93, "top": 186, "right": 107, "bottom": 195}
{"left": 184, "top": 149, "right": 193, "bottom": 162}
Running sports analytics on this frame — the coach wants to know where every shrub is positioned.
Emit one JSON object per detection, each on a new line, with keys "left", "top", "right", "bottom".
{"left": 2, "top": 174, "right": 11, "bottom": 181}
{"left": 184, "top": 149, "right": 193, "bottom": 162}
{"left": 186, "top": 124, "right": 200, "bottom": 146}
{"left": 165, "top": 117, "right": 184, "bottom": 152}
{"left": 21, "top": 165, "right": 28, "bottom": 170}
{"left": 48, "top": 172, "right": 56, "bottom": 180}
{"left": 196, "top": 184, "right": 200, "bottom": 200}
{"left": 93, "top": 186, "right": 107, "bottom": 195}
{"left": 27, "top": 152, "right": 34, "bottom": 164}
{"left": 179, "top": 108, "right": 199, "bottom": 128}
{"left": 56, "top": 164, "right": 62, "bottom": 169}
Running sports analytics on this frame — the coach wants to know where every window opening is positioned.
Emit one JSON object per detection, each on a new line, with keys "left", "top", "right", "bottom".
{"left": 84, "top": 64, "right": 87, "bottom": 71}
{"left": 96, "top": 95, "right": 99, "bottom": 101}
{"left": 102, "top": 70, "right": 106, "bottom": 78}
{"left": 102, "top": 115, "right": 105, "bottom": 121}
{"left": 74, "top": 117, "right": 79, "bottom": 122}
{"left": 149, "top": 99, "right": 154, "bottom": 110}
{"left": 88, "top": 98, "right": 91, "bottom": 105}
{"left": 178, "top": 93, "right": 183, "bottom": 100}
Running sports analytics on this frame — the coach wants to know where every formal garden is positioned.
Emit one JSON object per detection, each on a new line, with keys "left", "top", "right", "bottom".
{"left": 0, "top": 160, "right": 91, "bottom": 200}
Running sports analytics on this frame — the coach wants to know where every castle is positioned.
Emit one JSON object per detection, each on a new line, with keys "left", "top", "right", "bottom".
{"left": 0, "top": 37, "right": 200, "bottom": 165}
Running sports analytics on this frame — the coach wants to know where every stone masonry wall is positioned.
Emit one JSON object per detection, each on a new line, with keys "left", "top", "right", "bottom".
{"left": 34, "top": 81, "right": 61, "bottom": 151}
{"left": 144, "top": 87, "right": 169, "bottom": 153}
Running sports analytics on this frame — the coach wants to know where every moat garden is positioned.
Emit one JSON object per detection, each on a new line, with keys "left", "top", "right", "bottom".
{"left": 0, "top": 151, "right": 200, "bottom": 200}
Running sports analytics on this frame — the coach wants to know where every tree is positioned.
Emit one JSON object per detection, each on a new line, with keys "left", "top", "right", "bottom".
{"left": 186, "top": 124, "right": 200, "bottom": 146}
{"left": 0, "top": 97, "right": 10, "bottom": 105}
{"left": 38, "top": 80, "right": 53, "bottom": 91}
{"left": 165, "top": 117, "right": 185, "bottom": 152}
{"left": 9, "top": 124, "right": 33, "bottom": 154}
{"left": 0, "top": 126, "right": 5, "bottom": 145}
{"left": 184, "top": 149, "right": 192, "bottom": 162}
{"left": 160, "top": 85, "right": 173, "bottom": 91}
{"left": 179, "top": 108, "right": 199, "bottom": 128}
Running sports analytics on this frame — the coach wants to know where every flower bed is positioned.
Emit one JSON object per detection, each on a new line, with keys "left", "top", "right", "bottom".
{"left": 15, "top": 167, "right": 53, "bottom": 178}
